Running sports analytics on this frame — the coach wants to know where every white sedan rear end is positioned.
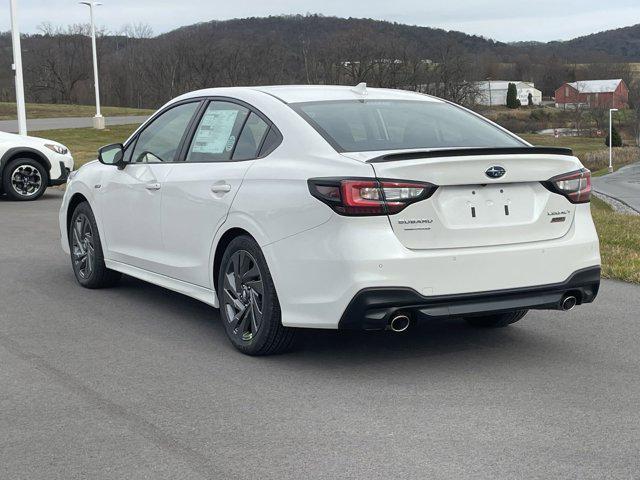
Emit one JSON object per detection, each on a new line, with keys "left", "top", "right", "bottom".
{"left": 59, "top": 85, "right": 600, "bottom": 355}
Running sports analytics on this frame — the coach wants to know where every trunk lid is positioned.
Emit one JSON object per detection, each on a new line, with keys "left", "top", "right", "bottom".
{"left": 353, "top": 150, "right": 582, "bottom": 250}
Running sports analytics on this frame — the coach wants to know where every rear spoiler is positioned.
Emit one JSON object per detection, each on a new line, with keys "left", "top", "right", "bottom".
{"left": 367, "top": 147, "right": 574, "bottom": 163}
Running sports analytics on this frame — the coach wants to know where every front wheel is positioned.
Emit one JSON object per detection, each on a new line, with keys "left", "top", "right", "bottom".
{"left": 69, "top": 202, "right": 122, "bottom": 288}
{"left": 2, "top": 158, "right": 48, "bottom": 201}
{"left": 464, "top": 310, "right": 528, "bottom": 328}
{"left": 218, "top": 235, "right": 295, "bottom": 355}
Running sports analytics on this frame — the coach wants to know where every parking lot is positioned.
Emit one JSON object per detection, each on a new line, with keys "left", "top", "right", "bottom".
{"left": 1, "top": 189, "right": 639, "bottom": 479}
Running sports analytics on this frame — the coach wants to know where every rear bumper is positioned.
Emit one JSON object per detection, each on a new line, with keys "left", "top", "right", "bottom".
{"left": 339, "top": 266, "right": 600, "bottom": 330}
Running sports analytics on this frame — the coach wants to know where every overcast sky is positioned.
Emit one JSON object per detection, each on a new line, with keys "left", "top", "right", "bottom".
{"left": 3, "top": 0, "right": 640, "bottom": 42}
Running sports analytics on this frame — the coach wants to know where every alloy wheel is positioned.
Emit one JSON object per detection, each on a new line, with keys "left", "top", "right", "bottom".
{"left": 222, "top": 250, "right": 264, "bottom": 341}
{"left": 71, "top": 213, "right": 95, "bottom": 279}
{"left": 10, "top": 164, "right": 42, "bottom": 197}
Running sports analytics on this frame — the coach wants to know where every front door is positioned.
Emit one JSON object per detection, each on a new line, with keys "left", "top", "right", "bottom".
{"left": 96, "top": 101, "right": 201, "bottom": 273}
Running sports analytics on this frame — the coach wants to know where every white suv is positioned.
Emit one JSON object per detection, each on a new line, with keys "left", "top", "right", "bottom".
{"left": 1, "top": 130, "right": 74, "bottom": 200}
{"left": 59, "top": 85, "right": 600, "bottom": 355}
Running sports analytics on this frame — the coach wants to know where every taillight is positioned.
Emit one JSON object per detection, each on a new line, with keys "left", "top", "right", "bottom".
{"left": 543, "top": 169, "right": 591, "bottom": 204}
{"left": 308, "top": 178, "right": 437, "bottom": 216}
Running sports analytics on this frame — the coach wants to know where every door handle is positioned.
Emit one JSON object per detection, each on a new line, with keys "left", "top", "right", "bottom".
{"left": 145, "top": 182, "right": 161, "bottom": 191}
{"left": 211, "top": 183, "right": 232, "bottom": 193}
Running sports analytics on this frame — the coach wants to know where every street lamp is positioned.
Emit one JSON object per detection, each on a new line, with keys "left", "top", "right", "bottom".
{"left": 608, "top": 108, "right": 619, "bottom": 173}
{"left": 80, "top": 1, "right": 105, "bottom": 129}
{"left": 9, "top": 0, "right": 27, "bottom": 135}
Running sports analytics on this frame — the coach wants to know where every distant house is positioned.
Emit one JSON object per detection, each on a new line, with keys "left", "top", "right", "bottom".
{"left": 475, "top": 81, "right": 542, "bottom": 107}
{"left": 554, "top": 79, "right": 628, "bottom": 109}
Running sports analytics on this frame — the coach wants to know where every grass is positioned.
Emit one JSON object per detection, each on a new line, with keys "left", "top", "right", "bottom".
{"left": 519, "top": 134, "right": 606, "bottom": 159}
{"left": 591, "top": 197, "right": 640, "bottom": 284}
{"left": 33, "top": 124, "right": 140, "bottom": 167}
{"left": 520, "top": 134, "right": 639, "bottom": 173}
{"left": 0, "top": 102, "right": 153, "bottom": 120}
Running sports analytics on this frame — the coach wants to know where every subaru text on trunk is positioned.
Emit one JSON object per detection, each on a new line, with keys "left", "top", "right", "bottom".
{"left": 58, "top": 85, "right": 600, "bottom": 355}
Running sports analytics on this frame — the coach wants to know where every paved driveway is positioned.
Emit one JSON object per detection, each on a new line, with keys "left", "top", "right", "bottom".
{"left": 1, "top": 190, "right": 639, "bottom": 479}
{"left": 593, "top": 162, "right": 640, "bottom": 212}
{"left": 0, "top": 116, "right": 149, "bottom": 133}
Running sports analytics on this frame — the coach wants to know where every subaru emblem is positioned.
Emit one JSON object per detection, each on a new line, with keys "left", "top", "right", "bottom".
{"left": 485, "top": 166, "right": 506, "bottom": 179}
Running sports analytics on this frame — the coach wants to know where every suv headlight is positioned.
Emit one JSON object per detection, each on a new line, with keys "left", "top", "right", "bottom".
{"left": 44, "top": 144, "right": 69, "bottom": 155}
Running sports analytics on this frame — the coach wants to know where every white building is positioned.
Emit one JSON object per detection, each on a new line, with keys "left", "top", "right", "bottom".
{"left": 476, "top": 81, "right": 542, "bottom": 107}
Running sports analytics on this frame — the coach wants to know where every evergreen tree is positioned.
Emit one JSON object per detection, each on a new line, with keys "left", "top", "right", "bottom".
{"left": 506, "top": 83, "right": 519, "bottom": 109}
{"left": 528, "top": 92, "right": 533, "bottom": 107}
{"left": 605, "top": 126, "right": 623, "bottom": 147}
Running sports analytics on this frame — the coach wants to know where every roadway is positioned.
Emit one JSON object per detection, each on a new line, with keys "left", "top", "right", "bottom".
{"left": 1, "top": 190, "right": 638, "bottom": 479}
{"left": 0, "top": 115, "right": 149, "bottom": 133}
{"left": 593, "top": 162, "right": 640, "bottom": 213}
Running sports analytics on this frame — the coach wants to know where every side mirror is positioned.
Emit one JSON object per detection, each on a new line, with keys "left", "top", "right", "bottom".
{"left": 98, "top": 143, "right": 125, "bottom": 167}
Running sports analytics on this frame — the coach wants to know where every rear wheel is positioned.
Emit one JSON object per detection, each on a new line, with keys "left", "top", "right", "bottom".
{"left": 69, "top": 202, "right": 121, "bottom": 288}
{"left": 464, "top": 310, "right": 528, "bottom": 328}
{"left": 2, "top": 158, "right": 48, "bottom": 201}
{"left": 218, "top": 235, "right": 295, "bottom": 355}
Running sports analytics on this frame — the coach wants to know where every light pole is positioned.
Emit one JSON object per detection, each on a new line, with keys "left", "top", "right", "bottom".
{"left": 9, "top": 0, "right": 27, "bottom": 135}
{"left": 80, "top": 1, "right": 105, "bottom": 129}
{"left": 608, "top": 108, "right": 618, "bottom": 173}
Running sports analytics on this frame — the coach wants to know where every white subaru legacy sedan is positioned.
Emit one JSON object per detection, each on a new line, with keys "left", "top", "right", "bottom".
{"left": 59, "top": 85, "right": 600, "bottom": 355}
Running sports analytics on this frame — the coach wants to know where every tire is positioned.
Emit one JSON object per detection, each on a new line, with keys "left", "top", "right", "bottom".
{"left": 2, "top": 157, "right": 49, "bottom": 201}
{"left": 464, "top": 310, "right": 528, "bottom": 328}
{"left": 69, "top": 201, "right": 122, "bottom": 289}
{"left": 217, "top": 235, "right": 295, "bottom": 355}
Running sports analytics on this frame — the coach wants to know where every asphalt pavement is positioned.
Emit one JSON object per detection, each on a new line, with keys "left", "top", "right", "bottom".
{"left": 593, "top": 162, "right": 640, "bottom": 213}
{"left": 1, "top": 190, "right": 639, "bottom": 479}
{"left": 0, "top": 116, "right": 149, "bottom": 133}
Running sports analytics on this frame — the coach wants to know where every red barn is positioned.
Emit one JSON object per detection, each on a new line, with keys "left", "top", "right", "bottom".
{"left": 555, "top": 79, "right": 628, "bottom": 109}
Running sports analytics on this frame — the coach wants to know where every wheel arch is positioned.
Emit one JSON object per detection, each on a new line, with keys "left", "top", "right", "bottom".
{"left": 212, "top": 227, "right": 254, "bottom": 294}
{"left": 66, "top": 192, "right": 90, "bottom": 236}
{"left": 1, "top": 147, "right": 52, "bottom": 179}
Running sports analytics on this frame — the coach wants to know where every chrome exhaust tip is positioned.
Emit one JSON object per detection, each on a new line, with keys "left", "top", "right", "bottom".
{"left": 389, "top": 314, "right": 411, "bottom": 333}
{"left": 561, "top": 295, "right": 577, "bottom": 311}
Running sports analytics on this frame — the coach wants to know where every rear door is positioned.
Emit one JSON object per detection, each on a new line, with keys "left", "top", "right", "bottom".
{"left": 158, "top": 100, "right": 273, "bottom": 288}
{"left": 368, "top": 152, "right": 581, "bottom": 250}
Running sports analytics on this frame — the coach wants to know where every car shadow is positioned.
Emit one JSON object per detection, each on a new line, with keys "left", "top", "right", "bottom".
{"left": 114, "top": 274, "right": 567, "bottom": 371}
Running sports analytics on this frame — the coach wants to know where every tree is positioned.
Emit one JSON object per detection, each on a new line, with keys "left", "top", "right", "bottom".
{"left": 506, "top": 82, "right": 519, "bottom": 109}
{"left": 605, "top": 126, "right": 622, "bottom": 147}
{"left": 527, "top": 92, "right": 533, "bottom": 107}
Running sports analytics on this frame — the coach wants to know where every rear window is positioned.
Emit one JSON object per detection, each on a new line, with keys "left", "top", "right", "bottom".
{"left": 291, "top": 100, "right": 524, "bottom": 152}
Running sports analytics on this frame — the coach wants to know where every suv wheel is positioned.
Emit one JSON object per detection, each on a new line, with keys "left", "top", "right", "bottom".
{"left": 218, "top": 235, "right": 295, "bottom": 355}
{"left": 464, "top": 310, "right": 528, "bottom": 328}
{"left": 3, "top": 158, "right": 48, "bottom": 201}
{"left": 69, "top": 202, "right": 122, "bottom": 288}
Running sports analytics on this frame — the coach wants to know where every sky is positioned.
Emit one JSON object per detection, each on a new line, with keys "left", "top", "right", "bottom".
{"left": 3, "top": 0, "right": 640, "bottom": 42}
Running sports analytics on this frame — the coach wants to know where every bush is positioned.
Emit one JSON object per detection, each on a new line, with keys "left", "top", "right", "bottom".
{"left": 506, "top": 83, "right": 519, "bottom": 109}
{"left": 605, "top": 126, "right": 623, "bottom": 147}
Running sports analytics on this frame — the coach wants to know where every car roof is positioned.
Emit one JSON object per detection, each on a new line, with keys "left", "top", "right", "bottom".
{"left": 176, "top": 85, "right": 443, "bottom": 105}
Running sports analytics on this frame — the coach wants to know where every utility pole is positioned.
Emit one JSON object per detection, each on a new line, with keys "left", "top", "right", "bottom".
{"left": 609, "top": 108, "right": 619, "bottom": 173}
{"left": 9, "top": 0, "right": 27, "bottom": 135}
{"left": 80, "top": 1, "right": 105, "bottom": 129}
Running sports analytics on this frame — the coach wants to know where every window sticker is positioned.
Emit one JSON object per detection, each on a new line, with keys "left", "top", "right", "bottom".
{"left": 191, "top": 109, "right": 239, "bottom": 154}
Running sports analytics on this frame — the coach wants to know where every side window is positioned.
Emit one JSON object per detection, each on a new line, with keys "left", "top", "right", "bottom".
{"left": 131, "top": 102, "right": 199, "bottom": 164}
{"left": 259, "top": 128, "right": 281, "bottom": 157}
{"left": 232, "top": 113, "right": 270, "bottom": 160}
{"left": 186, "top": 102, "right": 249, "bottom": 162}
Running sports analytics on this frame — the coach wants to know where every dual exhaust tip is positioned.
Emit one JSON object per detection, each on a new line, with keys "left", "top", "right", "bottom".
{"left": 388, "top": 313, "right": 411, "bottom": 333}
{"left": 561, "top": 294, "right": 578, "bottom": 311}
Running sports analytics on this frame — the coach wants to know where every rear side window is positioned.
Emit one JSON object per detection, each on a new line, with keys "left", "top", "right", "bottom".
{"left": 232, "top": 113, "right": 269, "bottom": 160}
{"left": 291, "top": 100, "right": 524, "bottom": 152}
{"left": 186, "top": 101, "right": 249, "bottom": 162}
